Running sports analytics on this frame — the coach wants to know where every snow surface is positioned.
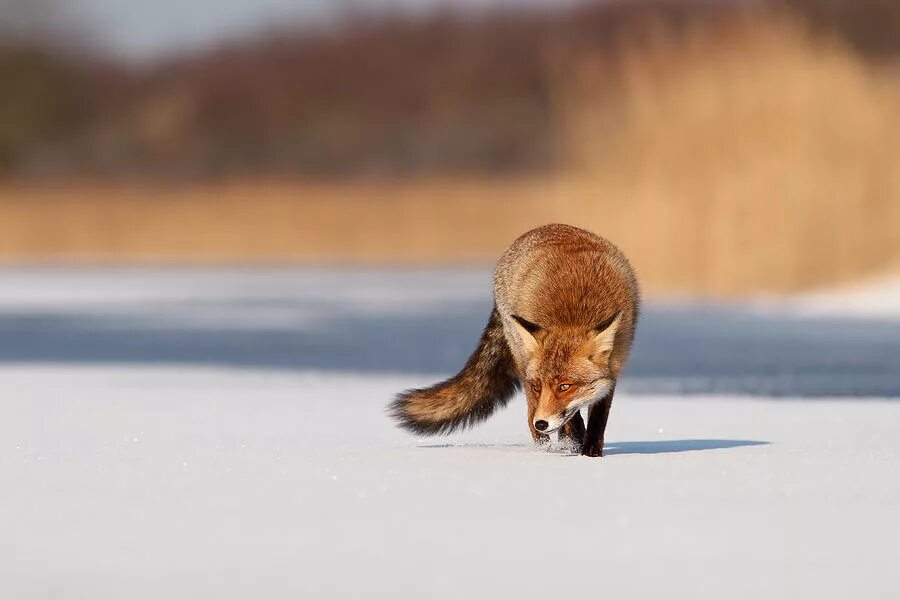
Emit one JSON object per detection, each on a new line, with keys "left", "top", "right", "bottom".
{"left": 754, "top": 274, "right": 900, "bottom": 321}
{"left": 790, "top": 275, "right": 900, "bottom": 320}
{"left": 3, "top": 367, "right": 900, "bottom": 599}
{"left": 1, "top": 267, "right": 899, "bottom": 598}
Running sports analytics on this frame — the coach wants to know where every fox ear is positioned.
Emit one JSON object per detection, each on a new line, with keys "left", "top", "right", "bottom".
{"left": 589, "top": 312, "right": 621, "bottom": 356}
{"left": 510, "top": 314, "right": 541, "bottom": 356}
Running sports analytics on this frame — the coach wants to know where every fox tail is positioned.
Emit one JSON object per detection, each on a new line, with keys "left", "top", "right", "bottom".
{"left": 389, "top": 306, "right": 519, "bottom": 435}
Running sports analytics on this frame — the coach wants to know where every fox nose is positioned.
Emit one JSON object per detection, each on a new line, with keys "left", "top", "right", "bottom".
{"left": 534, "top": 420, "right": 548, "bottom": 432}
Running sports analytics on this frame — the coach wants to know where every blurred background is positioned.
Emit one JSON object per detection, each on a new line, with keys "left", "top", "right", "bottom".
{"left": 4, "top": 4, "right": 900, "bottom": 594}
{"left": 1, "top": 0, "right": 899, "bottom": 393}
{"left": 1, "top": 0, "right": 898, "bottom": 295}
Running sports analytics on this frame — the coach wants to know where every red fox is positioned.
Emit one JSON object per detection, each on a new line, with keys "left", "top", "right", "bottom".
{"left": 390, "top": 224, "right": 639, "bottom": 457}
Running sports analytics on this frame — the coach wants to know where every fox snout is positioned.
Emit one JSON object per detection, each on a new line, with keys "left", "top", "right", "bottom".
{"left": 533, "top": 407, "right": 579, "bottom": 434}
{"left": 534, "top": 416, "right": 561, "bottom": 433}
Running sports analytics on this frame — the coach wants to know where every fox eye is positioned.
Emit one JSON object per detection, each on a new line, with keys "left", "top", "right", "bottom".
{"left": 530, "top": 380, "right": 541, "bottom": 393}
{"left": 558, "top": 383, "right": 572, "bottom": 392}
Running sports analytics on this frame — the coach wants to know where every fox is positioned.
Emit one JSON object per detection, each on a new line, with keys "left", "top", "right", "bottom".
{"left": 389, "top": 223, "right": 639, "bottom": 457}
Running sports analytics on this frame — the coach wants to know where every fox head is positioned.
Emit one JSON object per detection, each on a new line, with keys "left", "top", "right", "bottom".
{"left": 510, "top": 313, "right": 622, "bottom": 434}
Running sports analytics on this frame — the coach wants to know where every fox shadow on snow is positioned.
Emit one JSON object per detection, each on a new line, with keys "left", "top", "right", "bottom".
{"left": 420, "top": 439, "right": 769, "bottom": 456}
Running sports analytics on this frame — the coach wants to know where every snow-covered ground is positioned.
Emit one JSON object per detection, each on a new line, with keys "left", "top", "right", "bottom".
{"left": 755, "top": 274, "right": 900, "bottom": 321}
{"left": 1, "top": 268, "right": 899, "bottom": 598}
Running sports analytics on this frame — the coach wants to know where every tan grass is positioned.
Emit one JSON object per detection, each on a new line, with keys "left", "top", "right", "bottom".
{"left": 558, "top": 13, "right": 900, "bottom": 294}
{"left": 0, "top": 179, "right": 557, "bottom": 263}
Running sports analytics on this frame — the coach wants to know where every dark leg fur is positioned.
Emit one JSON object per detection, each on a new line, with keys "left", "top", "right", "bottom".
{"left": 559, "top": 412, "right": 585, "bottom": 451}
{"left": 583, "top": 385, "right": 615, "bottom": 457}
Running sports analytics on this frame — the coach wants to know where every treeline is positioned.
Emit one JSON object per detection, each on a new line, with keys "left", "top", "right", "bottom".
{"left": 0, "top": 0, "right": 897, "bottom": 179}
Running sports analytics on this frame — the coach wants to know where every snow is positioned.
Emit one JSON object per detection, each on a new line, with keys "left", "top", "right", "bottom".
{"left": 754, "top": 274, "right": 900, "bottom": 321}
{"left": 3, "top": 366, "right": 900, "bottom": 598}
{"left": 1, "top": 268, "right": 899, "bottom": 598}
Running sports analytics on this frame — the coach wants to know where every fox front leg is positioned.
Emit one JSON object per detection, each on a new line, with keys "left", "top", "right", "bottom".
{"left": 583, "top": 385, "right": 615, "bottom": 457}
{"left": 559, "top": 412, "right": 585, "bottom": 451}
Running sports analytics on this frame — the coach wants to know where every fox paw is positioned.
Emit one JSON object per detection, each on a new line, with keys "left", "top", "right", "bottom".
{"left": 582, "top": 443, "right": 604, "bottom": 458}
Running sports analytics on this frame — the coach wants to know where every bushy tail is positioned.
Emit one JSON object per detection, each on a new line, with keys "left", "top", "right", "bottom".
{"left": 389, "top": 306, "right": 519, "bottom": 435}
